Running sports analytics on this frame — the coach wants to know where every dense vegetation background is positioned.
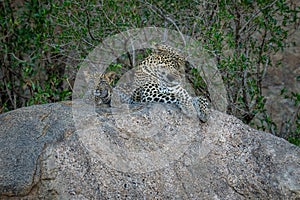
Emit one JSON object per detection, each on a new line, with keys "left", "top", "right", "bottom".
{"left": 1, "top": 0, "right": 299, "bottom": 146}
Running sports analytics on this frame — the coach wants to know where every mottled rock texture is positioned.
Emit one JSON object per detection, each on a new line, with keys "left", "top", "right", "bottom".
{"left": 0, "top": 102, "right": 299, "bottom": 199}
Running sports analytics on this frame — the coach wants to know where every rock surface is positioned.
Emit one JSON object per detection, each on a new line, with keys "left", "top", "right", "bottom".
{"left": 0, "top": 101, "right": 300, "bottom": 199}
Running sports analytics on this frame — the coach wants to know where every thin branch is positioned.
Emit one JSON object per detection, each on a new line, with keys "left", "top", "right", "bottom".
{"left": 141, "top": 0, "right": 186, "bottom": 45}
{"left": 239, "top": 0, "right": 278, "bottom": 35}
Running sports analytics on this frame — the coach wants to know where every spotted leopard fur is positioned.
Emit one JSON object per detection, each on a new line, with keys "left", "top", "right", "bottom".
{"left": 89, "top": 44, "right": 210, "bottom": 122}
{"left": 86, "top": 71, "right": 116, "bottom": 106}
{"left": 130, "top": 79, "right": 209, "bottom": 122}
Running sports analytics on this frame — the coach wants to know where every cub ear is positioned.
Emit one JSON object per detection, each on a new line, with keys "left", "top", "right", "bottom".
{"left": 83, "top": 70, "right": 91, "bottom": 81}
{"left": 105, "top": 71, "right": 117, "bottom": 84}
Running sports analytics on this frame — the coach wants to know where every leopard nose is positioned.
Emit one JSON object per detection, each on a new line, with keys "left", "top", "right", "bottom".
{"left": 166, "top": 73, "right": 176, "bottom": 82}
{"left": 166, "top": 73, "right": 182, "bottom": 84}
{"left": 99, "top": 89, "right": 108, "bottom": 97}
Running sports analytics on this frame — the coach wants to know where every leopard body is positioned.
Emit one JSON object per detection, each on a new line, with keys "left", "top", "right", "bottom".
{"left": 88, "top": 44, "right": 209, "bottom": 122}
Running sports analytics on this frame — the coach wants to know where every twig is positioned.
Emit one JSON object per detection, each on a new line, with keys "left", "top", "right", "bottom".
{"left": 239, "top": 1, "right": 278, "bottom": 35}
{"left": 286, "top": 102, "right": 300, "bottom": 137}
{"left": 141, "top": 0, "right": 186, "bottom": 45}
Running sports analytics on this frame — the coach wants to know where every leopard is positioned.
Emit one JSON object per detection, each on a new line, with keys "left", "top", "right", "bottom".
{"left": 130, "top": 81, "right": 209, "bottom": 122}
{"left": 86, "top": 71, "right": 116, "bottom": 106}
{"left": 88, "top": 44, "right": 210, "bottom": 122}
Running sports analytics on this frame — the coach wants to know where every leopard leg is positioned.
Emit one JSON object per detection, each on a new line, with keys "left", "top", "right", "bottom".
{"left": 166, "top": 86, "right": 199, "bottom": 119}
{"left": 192, "top": 96, "right": 210, "bottom": 123}
{"left": 169, "top": 86, "right": 209, "bottom": 122}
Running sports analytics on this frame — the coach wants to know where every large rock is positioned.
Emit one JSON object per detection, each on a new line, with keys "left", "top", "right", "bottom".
{"left": 0, "top": 102, "right": 299, "bottom": 199}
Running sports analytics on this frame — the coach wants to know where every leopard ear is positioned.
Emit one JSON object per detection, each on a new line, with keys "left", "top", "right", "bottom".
{"left": 105, "top": 71, "right": 117, "bottom": 84}
{"left": 83, "top": 70, "right": 96, "bottom": 83}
